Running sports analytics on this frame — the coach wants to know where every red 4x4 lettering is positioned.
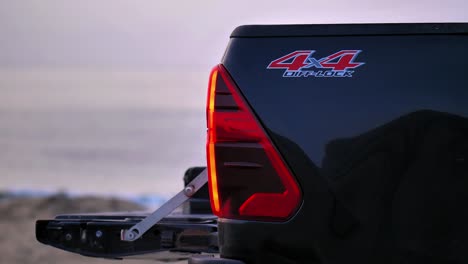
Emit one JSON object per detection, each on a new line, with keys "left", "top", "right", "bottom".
{"left": 318, "top": 50, "right": 364, "bottom": 71}
{"left": 267, "top": 50, "right": 312, "bottom": 71}
{"left": 268, "top": 50, "right": 364, "bottom": 71}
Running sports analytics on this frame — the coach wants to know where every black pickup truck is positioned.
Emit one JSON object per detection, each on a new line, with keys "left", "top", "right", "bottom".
{"left": 37, "top": 23, "right": 468, "bottom": 264}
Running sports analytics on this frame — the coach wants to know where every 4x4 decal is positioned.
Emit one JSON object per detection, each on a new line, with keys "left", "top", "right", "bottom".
{"left": 267, "top": 50, "right": 364, "bottom": 78}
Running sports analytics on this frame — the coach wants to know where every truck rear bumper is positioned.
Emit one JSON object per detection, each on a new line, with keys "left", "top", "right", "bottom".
{"left": 189, "top": 256, "right": 246, "bottom": 264}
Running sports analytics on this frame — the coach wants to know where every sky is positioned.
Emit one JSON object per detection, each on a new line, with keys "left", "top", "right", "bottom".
{"left": 0, "top": 0, "right": 467, "bottom": 110}
{"left": 1, "top": 0, "right": 467, "bottom": 71}
{"left": 0, "top": 0, "right": 466, "bottom": 197}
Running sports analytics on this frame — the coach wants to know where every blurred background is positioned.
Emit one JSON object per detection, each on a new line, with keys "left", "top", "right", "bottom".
{"left": 0, "top": 0, "right": 466, "bottom": 263}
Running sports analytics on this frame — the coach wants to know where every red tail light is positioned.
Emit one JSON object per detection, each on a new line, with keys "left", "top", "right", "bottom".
{"left": 206, "top": 64, "right": 302, "bottom": 221}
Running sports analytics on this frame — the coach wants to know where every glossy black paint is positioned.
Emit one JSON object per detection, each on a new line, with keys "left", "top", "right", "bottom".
{"left": 218, "top": 24, "right": 468, "bottom": 263}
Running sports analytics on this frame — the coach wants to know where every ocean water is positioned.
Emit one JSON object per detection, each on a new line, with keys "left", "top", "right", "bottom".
{"left": 0, "top": 109, "right": 206, "bottom": 197}
{"left": 0, "top": 70, "right": 208, "bottom": 198}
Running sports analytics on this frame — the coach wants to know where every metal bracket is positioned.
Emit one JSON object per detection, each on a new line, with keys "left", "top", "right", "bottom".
{"left": 121, "top": 169, "right": 208, "bottom": 241}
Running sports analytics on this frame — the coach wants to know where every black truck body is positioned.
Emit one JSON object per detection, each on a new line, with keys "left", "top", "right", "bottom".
{"left": 210, "top": 23, "right": 468, "bottom": 264}
{"left": 37, "top": 23, "right": 468, "bottom": 264}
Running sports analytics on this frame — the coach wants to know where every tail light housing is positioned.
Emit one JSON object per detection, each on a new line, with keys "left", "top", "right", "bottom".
{"left": 206, "top": 64, "right": 302, "bottom": 221}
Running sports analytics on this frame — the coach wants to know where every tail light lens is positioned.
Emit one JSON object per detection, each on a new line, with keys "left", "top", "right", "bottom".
{"left": 206, "top": 64, "right": 302, "bottom": 221}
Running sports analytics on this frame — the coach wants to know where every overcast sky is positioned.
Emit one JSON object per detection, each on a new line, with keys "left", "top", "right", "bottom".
{"left": 0, "top": 0, "right": 467, "bottom": 196}
{"left": 1, "top": 0, "right": 467, "bottom": 70}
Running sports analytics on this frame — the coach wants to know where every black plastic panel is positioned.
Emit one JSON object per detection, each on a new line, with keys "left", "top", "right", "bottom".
{"left": 36, "top": 213, "right": 218, "bottom": 259}
{"left": 231, "top": 23, "right": 468, "bottom": 38}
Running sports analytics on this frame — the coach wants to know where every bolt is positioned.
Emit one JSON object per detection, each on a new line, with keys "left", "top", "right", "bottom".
{"left": 95, "top": 230, "right": 103, "bottom": 238}
{"left": 184, "top": 185, "right": 195, "bottom": 196}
